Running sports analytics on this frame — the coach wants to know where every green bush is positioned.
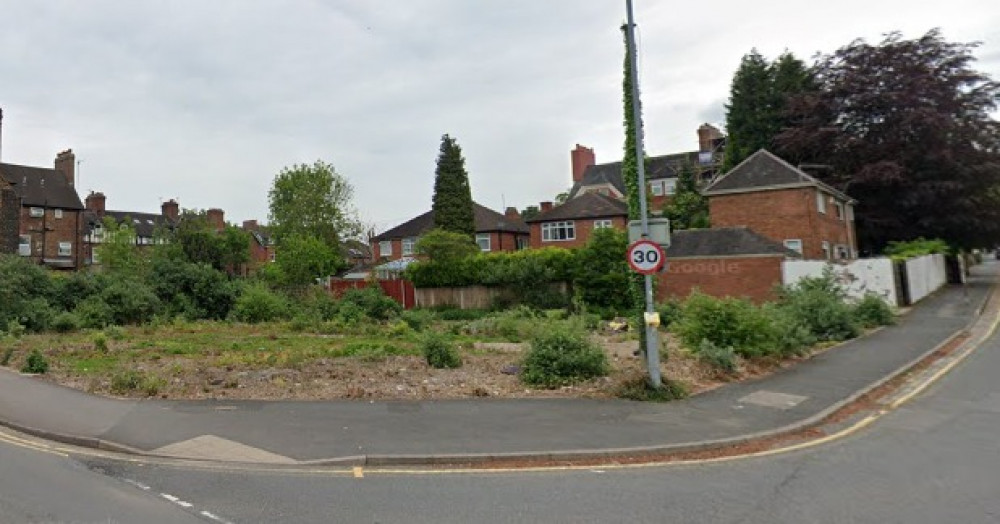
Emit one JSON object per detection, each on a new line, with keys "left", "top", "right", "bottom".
{"left": 333, "top": 300, "right": 367, "bottom": 326}
{"left": 297, "top": 288, "right": 341, "bottom": 322}
{"left": 18, "top": 297, "right": 57, "bottom": 333}
{"left": 338, "top": 286, "right": 402, "bottom": 321}
{"left": 21, "top": 350, "right": 49, "bottom": 374}
{"left": 765, "top": 304, "right": 817, "bottom": 356}
{"left": 100, "top": 279, "right": 162, "bottom": 325}
{"left": 672, "top": 292, "right": 780, "bottom": 358}
{"left": 853, "top": 294, "right": 895, "bottom": 328}
{"left": 521, "top": 327, "right": 608, "bottom": 388}
{"left": 94, "top": 334, "right": 109, "bottom": 353}
{"left": 778, "top": 274, "right": 859, "bottom": 342}
{"left": 615, "top": 376, "right": 689, "bottom": 402}
{"left": 436, "top": 307, "right": 490, "bottom": 321}
{"left": 73, "top": 296, "right": 114, "bottom": 329}
{"left": 421, "top": 332, "right": 462, "bottom": 369}
{"left": 5, "top": 320, "right": 26, "bottom": 339}
{"left": 50, "top": 271, "right": 103, "bottom": 311}
{"left": 231, "top": 284, "right": 289, "bottom": 323}
{"left": 0, "top": 255, "right": 55, "bottom": 330}
{"left": 401, "top": 309, "right": 437, "bottom": 332}
{"left": 883, "top": 237, "right": 950, "bottom": 260}
{"left": 696, "top": 339, "right": 738, "bottom": 374}
{"left": 110, "top": 370, "right": 163, "bottom": 396}
{"left": 51, "top": 312, "right": 80, "bottom": 333}
{"left": 655, "top": 299, "right": 683, "bottom": 329}
{"left": 149, "top": 259, "right": 238, "bottom": 320}
{"left": 572, "top": 228, "right": 636, "bottom": 316}
{"left": 0, "top": 347, "right": 14, "bottom": 367}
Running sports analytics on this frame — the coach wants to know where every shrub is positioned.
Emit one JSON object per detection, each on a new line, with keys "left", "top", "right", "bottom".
{"left": 50, "top": 271, "right": 103, "bottom": 311}
{"left": 853, "top": 294, "right": 894, "bottom": 328}
{"left": 615, "top": 376, "right": 688, "bottom": 402}
{"left": 18, "top": 297, "right": 56, "bottom": 333}
{"left": 110, "top": 370, "right": 153, "bottom": 395}
{"left": 51, "top": 312, "right": 80, "bottom": 333}
{"left": 436, "top": 307, "right": 490, "bottom": 321}
{"left": 765, "top": 304, "right": 817, "bottom": 356}
{"left": 231, "top": 284, "right": 289, "bottom": 323}
{"left": 338, "top": 286, "right": 402, "bottom": 321}
{"left": 672, "top": 292, "right": 780, "bottom": 358}
{"left": 401, "top": 309, "right": 436, "bottom": 332}
{"left": 94, "top": 334, "right": 109, "bottom": 353}
{"left": 104, "top": 325, "right": 127, "bottom": 341}
{"left": 883, "top": 237, "right": 950, "bottom": 260}
{"left": 149, "top": 259, "right": 238, "bottom": 320}
{"left": 655, "top": 299, "right": 683, "bottom": 329}
{"left": 0, "top": 255, "right": 55, "bottom": 330}
{"left": 521, "top": 327, "right": 608, "bottom": 387}
{"left": 100, "top": 279, "right": 162, "bottom": 325}
{"left": 696, "top": 339, "right": 738, "bottom": 374}
{"left": 74, "top": 296, "right": 114, "bottom": 329}
{"left": 572, "top": 228, "right": 636, "bottom": 316}
{"left": 333, "top": 300, "right": 367, "bottom": 326}
{"left": 21, "top": 350, "right": 49, "bottom": 374}
{"left": 778, "top": 274, "right": 860, "bottom": 342}
{"left": 5, "top": 320, "right": 26, "bottom": 339}
{"left": 1, "top": 347, "right": 15, "bottom": 367}
{"left": 421, "top": 332, "right": 462, "bottom": 369}
{"left": 298, "top": 288, "right": 341, "bottom": 322}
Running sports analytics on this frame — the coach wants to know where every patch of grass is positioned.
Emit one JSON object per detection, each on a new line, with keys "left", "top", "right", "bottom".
{"left": 69, "top": 356, "right": 120, "bottom": 374}
{"left": 0, "top": 346, "right": 14, "bottom": 367}
{"left": 615, "top": 376, "right": 689, "bottom": 402}
{"left": 21, "top": 350, "right": 50, "bottom": 374}
{"left": 110, "top": 369, "right": 164, "bottom": 397}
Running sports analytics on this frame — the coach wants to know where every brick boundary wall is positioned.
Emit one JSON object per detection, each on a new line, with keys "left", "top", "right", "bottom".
{"left": 656, "top": 255, "right": 786, "bottom": 304}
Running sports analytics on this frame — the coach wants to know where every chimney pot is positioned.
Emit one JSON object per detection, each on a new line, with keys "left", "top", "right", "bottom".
{"left": 161, "top": 199, "right": 179, "bottom": 222}
{"left": 540, "top": 201, "right": 553, "bottom": 212}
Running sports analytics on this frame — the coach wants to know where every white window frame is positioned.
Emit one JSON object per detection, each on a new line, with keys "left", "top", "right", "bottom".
{"left": 378, "top": 240, "right": 393, "bottom": 257}
{"left": 816, "top": 191, "right": 827, "bottom": 214}
{"left": 541, "top": 221, "right": 576, "bottom": 242}
{"left": 834, "top": 201, "right": 846, "bottom": 221}
{"left": 835, "top": 244, "right": 849, "bottom": 260}
{"left": 650, "top": 181, "right": 664, "bottom": 196}
{"left": 401, "top": 237, "right": 417, "bottom": 256}
{"left": 593, "top": 219, "right": 613, "bottom": 229}
{"left": 54, "top": 208, "right": 63, "bottom": 219}
{"left": 58, "top": 241, "right": 72, "bottom": 257}
{"left": 476, "top": 233, "right": 491, "bottom": 252}
{"left": 784, "top": 239, "right": 803, "bottom": 256}
{"left": 664, "top": 178, "right": 677, "bottom": 195}
{"left": 822, "top": 241, "right": 831, "bottom": 260}
{"left": 18, "top": 235, "right": 31, "bottom": 256}
{"left": 29, "top": 207, "right": 44, "bottom": 218}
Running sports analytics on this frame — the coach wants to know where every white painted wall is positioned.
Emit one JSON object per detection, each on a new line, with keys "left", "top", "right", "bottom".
{"left": 904, "top": 254, "right": 948, "bottom": 303}
{"left": 783, "top": 258, "right": 898, "bottom": 306}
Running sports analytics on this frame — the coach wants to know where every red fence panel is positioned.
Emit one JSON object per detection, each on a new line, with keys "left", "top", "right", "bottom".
{"left": 328, "top": 279, "right": 415, "bottom": 309}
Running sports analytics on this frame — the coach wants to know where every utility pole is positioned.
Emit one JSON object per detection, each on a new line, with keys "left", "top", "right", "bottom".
{"left": 624, "top": 0, "right": 662, "bottom": 388}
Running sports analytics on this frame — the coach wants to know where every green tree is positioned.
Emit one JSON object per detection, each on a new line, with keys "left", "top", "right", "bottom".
{"left": 663, "top": 162, "right": 710, "bottom": 230}
{"left": 572, "top": 228, "right": 635, "bottom": 316}
{"left": 275, "top": 234, "right": 343, "bottom": 287}
{"left": 723, "top": 50, "right": 815, "bottom": 170}
{"left": 97, "top": 216, "right": 147, "bottom": 277}
{"left": 520, "top": 205, "right": 540, "bottom": 221}
{"left": 777, "top": 30, "right": 1000, "bottom": 251}
{"left": 268, "top": 160, "right": 362, "bottom": 250}
{"left": 415, "top": 228, "right": 479, "bottom": 262}
{"left": 431, "top": 134, "right": 475, "bottom": 237}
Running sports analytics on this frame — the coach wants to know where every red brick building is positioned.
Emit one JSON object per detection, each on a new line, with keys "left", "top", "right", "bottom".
{"left": 82, "top": 192, "right": 179, "bottom": 265}
{"left": 704, "top": 149, "right": 858, "bottom": 260}
{"left": 372, "top": 203, "right": 529, "bottom": 261}
{"left": 525, "top": 193, "right": 628, "bottom": 249}
{"left": 240, "top": 219, "right": 276, "bottom": 268}
{"left": 0, "top": 150, "right": 86, "bottom": 269}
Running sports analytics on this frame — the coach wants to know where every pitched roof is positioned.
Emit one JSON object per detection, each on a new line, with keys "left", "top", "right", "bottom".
{"left": 567, "top": 150, "right": 722, "bottom": 199}
{"left": 525, "top": 192, "right": 628, "bottom": 223}
{"left": 665, "top": 227, "right": 799, "bottom": 258}
{"left": 373, "top": 202, "right": 529, "bottom": 241}
{"left": 85, "top": 209, "right": 176, "bottom": 237}
{"left": 340, "top": 239, "right": 371, "bottom": 260}
{"left": 0, "top": 162, "right": 84, "bottom": 209}
{"left": 703, "top": 149, "right": 855, "bottom": 202}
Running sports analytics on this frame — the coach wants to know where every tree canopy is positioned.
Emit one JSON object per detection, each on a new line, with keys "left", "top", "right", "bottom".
{"left": 431, "top": 135, "right": 475, "bottom": 237}
{"left": 663, "top": 162, "right": 710, "bottom": 230}
{"left": 267, "top": 160, "right": 362, "bottom": 250}
{"left": 776, "top": 29, "right": 1000, "bottom": 251}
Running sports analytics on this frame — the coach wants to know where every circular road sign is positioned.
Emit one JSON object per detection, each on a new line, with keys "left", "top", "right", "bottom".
{"left": 627, "top": 239, "right": 666, "bottom": 275}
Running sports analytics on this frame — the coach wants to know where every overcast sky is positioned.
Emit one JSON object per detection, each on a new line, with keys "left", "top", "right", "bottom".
{"left": 1, "top": 1, "right": 997, "bottom": 234}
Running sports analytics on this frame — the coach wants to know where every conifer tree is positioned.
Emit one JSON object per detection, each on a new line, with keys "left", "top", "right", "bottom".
{"left": 431, "top": 134, "right": 475, "bottom": 238}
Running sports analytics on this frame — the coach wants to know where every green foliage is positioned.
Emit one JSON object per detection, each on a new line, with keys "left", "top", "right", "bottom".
{"left": 0, "top": 255, "right": 55, "bottom": 331}
{"left": 572, "top": 228, "right": 635, "bottom": 316}
{"left": 149, "top": 258, "right": 237, "bottom": 320}
{"left": 18, "top": 297, "right": 56, "bottom": 333}
{"left": 421, "top": 332, "right": 462, "bottom": 369}
{"left": 435, "top": 307, "right": 490, "bottom": 321}
{"left": 431, "top": 134, "right": 476, "bottom": 237}
{"left": 777, "top": 273, "right": 860, "bottom": 342}
{"left": 231, "top": 284, "right": 289, "bottom": 323}
{"left": 415, "top": 228, "right": 479, "bottom": 262}
{"left": 268, "top": 159, "right": 362, "bottom": 249}
{"left": 50, "top": 271, "right": 102, "bottom": 311}
{"left": 158, "top": 211, "right": 250, "bottom": 274}
{"left": 521, "top": 327, "right": 608, "bottom": 388}
{"left": 401, "top": 309, "right": 436, "bottom": 332}
{"left": 882, "top": 237, "right": 951, "bottom": 260}
{"left": 100, "top": 279, "right": 162, "bottom": 326}
{"left": 74, "top": 296, "right": 115, "bottom": 329}
{"left": 338, "top": 286, "right": 401, "bottom": 321}
{"left": 615, "top": 376, "right": 689, "bottom": 402}
{"left": 94, "top": 334, "right": 108, "bottom": 353}
{"left": 4, "top": 320, "right": 25, "bottom": 339}
{"left": 51, "top": 312, "right": 80, "bottom": 333}
{"left": 97, "top": 217, "right": 149, "bottom": 277}
{"left": 520, "top": 205, "right": 540, "bottom": 222}
{"left": 459, "top": 306, "right": 541, "bottom": 341}
{"left": 110, "top": 370, "right": 164, "bottom": 396}
{"left": 853, "top": 294, "right": 895, "bottom": 328}
{"left": 663, "top": 162, "right": 710, "bottom": 230}
{"left": 275, "top": 234, "right": 344, "bottom": 286}
{"left": 696, "top": 339, "right": 738, "bottom": 374}
{"left": 21, "top": 350, "right": 49, "bottom": 374}
{"left": 672, "top": 292, "right": 779, "bottom": 358}
{"left": 655, "top": 299, "right": 683, "bottom": 329}
{"left": 0, "top": 347, "right": 14, "bottom": 367}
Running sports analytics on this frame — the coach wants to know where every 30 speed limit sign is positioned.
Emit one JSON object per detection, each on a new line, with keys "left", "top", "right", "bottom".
{"left": 626, "top": 239, "right": 665, "bottom": 275}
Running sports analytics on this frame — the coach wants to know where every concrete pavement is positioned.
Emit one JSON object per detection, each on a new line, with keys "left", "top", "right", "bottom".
{"left": 0, "top": 261, "right": 995, "bottom": 466}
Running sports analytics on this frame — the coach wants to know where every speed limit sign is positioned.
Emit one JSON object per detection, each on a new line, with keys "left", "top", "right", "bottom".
{"left": 627, "top": 239, "right": 665, "bottom": 275}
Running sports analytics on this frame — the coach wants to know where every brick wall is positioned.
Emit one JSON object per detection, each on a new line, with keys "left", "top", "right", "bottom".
{"left": 709, "top": 187, "right": 855, "bottom": 260}
{"left": 656, "top": 255, "right": 785, "bottom": 304}
{"left": 18, "top": 205, "right": 82, "bottom": 268}
{"left": 530, "top": 216, "right": 627, "bottom": 249}
{"left": 0, "top": 186, "right": 18, "bottom": 254}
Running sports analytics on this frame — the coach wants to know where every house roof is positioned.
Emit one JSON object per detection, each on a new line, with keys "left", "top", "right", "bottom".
{"left": 525, "top": 192, "right": 629, "bottom": 223}
{"left": 0, "top": 162, "right": 84, "bottom": 209}
{"left": 666, "top": 227, "right": 800, "bottom": 258}
{"left": 341, "top": 239, "right": 371, "bottom": 260}
{"left": 567, "top": 150, "right": 722, "bottom": 199}
{"left": 703, "top": 149, "right": 855, "bottom": 203}
{"left": 373, "top": 202, "right": 529, "bottom": 241}
{"left": 85, "top": 209, "right": 175, "bottom": 237}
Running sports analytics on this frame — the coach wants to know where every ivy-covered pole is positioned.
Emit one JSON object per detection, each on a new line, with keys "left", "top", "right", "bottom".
{"left": 623, "top": 0, "right": 661, "bottom": 387}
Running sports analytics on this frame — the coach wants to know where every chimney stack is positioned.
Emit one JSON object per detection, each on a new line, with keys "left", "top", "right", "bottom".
{"left": 242, "top": 219, "right": 258, "bottom": 231}
{"left": 207, "top": 208, "right": 225, "bottom": 232}
{"left": 85, "top": 191, "right": 106, "bottom": 214}
{"left": 540, "top": 201, "right": 553, "bottom": 212}
{"left": 161, "top": 199, "right": 179, "bottom": 222}
{"left": 54, "top": 149, "right": 75, "bottom": 187}
{"left": 570, "top": 144, "right": 595, "bottom": 184}
{"left": 504, "top": 207, "right": 520, "bottom": 220}
{"left": 697, "top": 123, "right": 723, "bottom": 153}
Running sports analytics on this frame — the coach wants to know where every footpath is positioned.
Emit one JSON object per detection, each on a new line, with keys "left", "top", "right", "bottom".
{"left": 0, "top": 261, "right": 996, "bottom": 466}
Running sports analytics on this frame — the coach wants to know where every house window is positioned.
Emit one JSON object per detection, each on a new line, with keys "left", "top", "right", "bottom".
{"left": 58, "top": 242, "right": 72, "bottom": 257}
{"left": 401, "top": 237, "right": 417, "bottom": 256}
{"left": 822, "top": 241, "right": 831, "bottom": 260}
{"left": 816, "top": 191, "right": 827, "bottom": 214}
{"left": 476, "top": 233, "right": 491, "bottom": 252}
{"left": 516, "top": 237, "right": 528, "bottom": 250}
{"left": 18, "top": 235, "right": 31, "bottom": 256}
{"left": 835, "top": 244, "right": 849, "bottom": 259}
{"left": 664, "top": 179, "right": 677, "bottom": 195}
{"left": 379, "top": 240, "right": 392, "bottom": 257}
{"left": 542, "top": 221, "right": 576, "bottom": 241}
{"left": 847, "top": 205, "right": 855, "bottom": 221}
{"left": 91, "top": 249, "right": 100, "bottom": 264}
{"left": 834, "top": 202, "right": 845, "bottom": 220}
{"left": 594, "top": 219, "right": 613, "bottom": 229}
{"left": 650, "top": 181, "right": 664, "bottom": 196}
{"left": 29, "top": 207, "right": 43, "bottom": 218}
{"left": 54, "top": 209, "right": 63, "bottom": 219}
{"left": 784, "top": 239, "right": 803, "bottom": 255}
